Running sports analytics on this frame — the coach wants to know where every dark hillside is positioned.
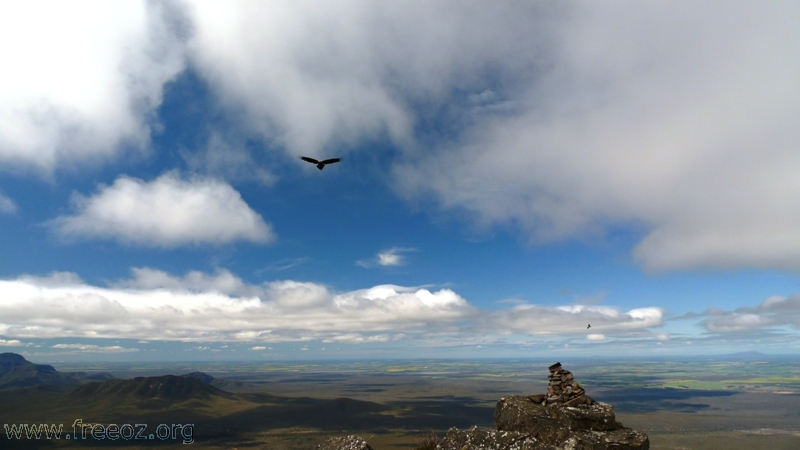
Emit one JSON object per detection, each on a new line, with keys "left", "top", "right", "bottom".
{"left": 182, "top": 370, "right": 215, "bottom": 383}
{"left": 0, "top": 352, "right": 80, "bottom": 389}
{"left": 68, "top": 374, "right": 235, "bottom": 402}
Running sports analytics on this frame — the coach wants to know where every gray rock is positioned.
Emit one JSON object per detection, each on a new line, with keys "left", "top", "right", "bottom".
{"left": 436, "top": 426, "right": 551, "bottom": 450}
{"left": 317, "top": 435, "right": 373, "bottom": 450}
{"left": 565, "top": 429, "right": 650, "bottom": 450}
{"left": 492, "top": 395, "right": 648, "bottom": 450}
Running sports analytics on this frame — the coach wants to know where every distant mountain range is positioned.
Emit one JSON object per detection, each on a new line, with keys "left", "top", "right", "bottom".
{"left": 0, "top": 352, "right": 114, "bottom": 390}
{"left": 0, "top": 353, "right": 230, "bottom": 394}
{"left": 719, "top": 351, "right": 770, "bottom": 360}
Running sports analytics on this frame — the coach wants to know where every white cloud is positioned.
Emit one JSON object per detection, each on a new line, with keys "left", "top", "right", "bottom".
{"left": 0, "top": 192, "right": 16, "bottom": 214}
{"left": 0, "top": 268, "right": 666, "bottom": 343}
{"left": 183, "top": 1, "right": 546, "bottom": 157}
{"left": 3, "top": 3, "right": 797, "bottom": 273}
{"left": 487, "top": 304, "right": 663, "bottom": 336}
{"left": 706, "top": 314, "right": 771, "bottom": 333}
{"left": 49, "top": 172, "right": 273, "bottom": 246}
{"left": 51, "top": 344, "right": 138, "bottom": 353}
{"left": 0, "top": 339, "right": 23, "bottom": 346}
{"left": 176, "top": 2, "right": 800, "bottom": 273}
{"left": 0, "top": 1, "right": 187, "bottom": 173}
{"left": 250, "top": 346, "right": 266, "bottom": 351}
{"left": 117, "top": 267, "right": 252, "bottom": 295}
{"left": 386, "top": 3, "right": 800, "bottom": 272}
{"left": 358, "top": 247, "right": 417, "bottom": 268}
{"left": 587, "top": 334, "right": 605, "bottom": 341}
{"left": 0, "top": 271, "right": 476, "bottom": 342}
{"left": 701, "top": 294, "right": 800, "bottom": 333}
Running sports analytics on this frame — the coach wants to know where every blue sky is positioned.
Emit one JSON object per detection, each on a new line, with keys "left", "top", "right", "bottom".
{"left": 1, "top": 1, "right": 800, "bottom": 361}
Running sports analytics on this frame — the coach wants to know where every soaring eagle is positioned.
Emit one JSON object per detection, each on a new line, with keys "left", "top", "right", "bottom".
{"left": 300, "top": 156, "right": 342, "bottom": 170}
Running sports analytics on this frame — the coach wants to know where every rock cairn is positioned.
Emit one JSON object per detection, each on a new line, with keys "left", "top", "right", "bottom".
{"left": 528, "top": 362, "right": 594, "bottom": 407}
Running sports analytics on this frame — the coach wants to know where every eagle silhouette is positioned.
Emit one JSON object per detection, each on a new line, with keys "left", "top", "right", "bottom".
{"left": 300, "top": 156, "right": 342, "bottom": 170}
{"left": 587, "top": 324, "right": 591, "bottom": 329}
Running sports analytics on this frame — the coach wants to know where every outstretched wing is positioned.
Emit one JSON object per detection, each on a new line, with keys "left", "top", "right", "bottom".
{"left": 320, "top": 158, "right": 342, "bottom": 165}
{"left": 300, "top": 156, "right": 319, "bottom": 164}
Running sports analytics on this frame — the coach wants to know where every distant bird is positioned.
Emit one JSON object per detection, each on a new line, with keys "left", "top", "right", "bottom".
{"left": 300, "top": 156, "right": 342, "bottom": 170}
{"left": 587, "top": 324, "right": 591, "bottom": 329}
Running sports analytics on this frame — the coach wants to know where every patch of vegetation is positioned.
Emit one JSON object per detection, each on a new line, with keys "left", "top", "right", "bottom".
{"left": 414, "top": 431, "right": 441, "bottom": 450}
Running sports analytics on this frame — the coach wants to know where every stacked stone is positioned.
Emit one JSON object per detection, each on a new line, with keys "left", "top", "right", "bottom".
{"left": 539, "top": 362, "right": 593, "bottom": 406}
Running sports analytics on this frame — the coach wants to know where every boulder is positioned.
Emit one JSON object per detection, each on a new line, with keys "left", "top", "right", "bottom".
{"left": 317, "top": 435, "right": 373, "bottom": 450}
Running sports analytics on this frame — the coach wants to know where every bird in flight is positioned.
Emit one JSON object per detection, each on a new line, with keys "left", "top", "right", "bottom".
{"left": 587, "top": 324, "right": 591, "bottom": 329}
{"left": 300, "top": 156, "right": 342, "bottom": 170}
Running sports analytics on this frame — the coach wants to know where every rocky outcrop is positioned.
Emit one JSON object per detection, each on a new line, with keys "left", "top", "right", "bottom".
{"left": 487, "top": 395, "right": 648, "bottom": 449}
{"left": 318, "top": 363, "right": 649, "bottom": 450}
{"left": 495, "top": 395, "right": 619, "bottom": 444}
{"left": 318, "top": 435, "right": 374, "bottom": 450}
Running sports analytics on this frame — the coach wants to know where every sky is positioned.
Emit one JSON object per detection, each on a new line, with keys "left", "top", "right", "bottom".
{"left": 1, "top": 1, "right": 799, "bottom": 362}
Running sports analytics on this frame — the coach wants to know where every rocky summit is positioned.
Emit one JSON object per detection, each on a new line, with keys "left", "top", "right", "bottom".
{"left": 319, "top": 363, "right": 649, "bottom": 450}
{"left": 317, "top": 435, "right": 374, "bottom": 450}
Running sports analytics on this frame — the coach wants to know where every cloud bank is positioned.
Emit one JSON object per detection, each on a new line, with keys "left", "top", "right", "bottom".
{"left": 0, "top": 269, "right": 663, "bottom": 343}
{"left": 49, "top": 172, "right": 273, "bottom": 246}
{"left": 702, "top": 294, "right": 800, "bottom": 333}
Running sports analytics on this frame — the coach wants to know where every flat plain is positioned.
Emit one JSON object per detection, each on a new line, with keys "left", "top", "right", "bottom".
{"left": 2, "top": 356, "right": 799, "bottom": 449}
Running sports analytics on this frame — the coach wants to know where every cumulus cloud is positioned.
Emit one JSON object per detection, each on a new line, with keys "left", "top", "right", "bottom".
{"left": 49, "top": 172, "right": 273, "bottom": 246}
{"left": 587, "top": 334, "right": 605, "bottom": 341}
{"left": 357, "top": 247, "right": 416, "bottom": 268}
{"left": 0, "top": 1, "right": 187, "bottom": 172}
{"left": 0, "top": 339, "right": 23, "bottom": 346}
{"left": 0, "top": 270, "right": 476, "bottom": 342}
{"left": 0, "top": 268, "right": 664, "bottom": 343}
{"left": 0, "top": 192, "right": 16, "bottom": 214}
